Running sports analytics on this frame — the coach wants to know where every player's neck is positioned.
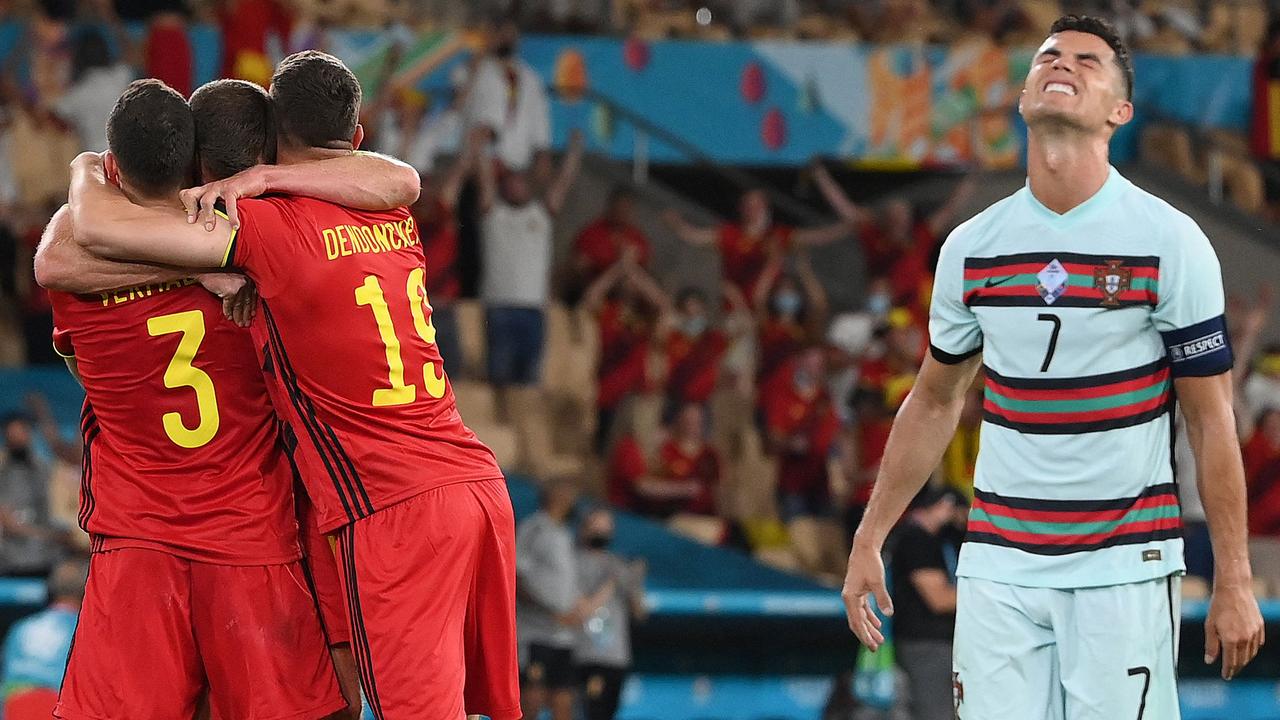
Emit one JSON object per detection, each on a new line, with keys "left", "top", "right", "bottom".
{"left": 119, "top": 181, "right": 183, "bottom": 211}
{"left": 1025, "top": 128, "right": 1112, "bottom": 216}
{"left": 276, "top": 144, "right": 352, "bottom": 165}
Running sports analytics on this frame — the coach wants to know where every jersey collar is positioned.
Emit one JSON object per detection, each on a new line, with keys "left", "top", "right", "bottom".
{"left": 1022, "top": 165, "right": 1126, "bottom": 227}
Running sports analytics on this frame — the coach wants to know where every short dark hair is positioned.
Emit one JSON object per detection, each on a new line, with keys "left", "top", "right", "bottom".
{"left": 269, "top": 50, "right": 361, "bottom": 149}
{"left": 190, "top": 80, "right": 275, "bottom": 181}
{"left": 106, "top": 79, "right": 195, "bottom": 198}
{"left": 1049, "top": 14, "right": 1134, "bottom": 101}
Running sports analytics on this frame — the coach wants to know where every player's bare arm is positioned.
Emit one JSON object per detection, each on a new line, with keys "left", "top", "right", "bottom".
{"left": 842, "top": 352, "right": 981, "bottom": 650}
{"left": 181, "top": 150, "right": 422, "bottom": 229}
{"left": 34, "top": 205, "right": 191, "bottom": 293}
{"left": 69, "top": 152, "right": 234, "bottom": 269}
{"left": 1178, "top": 371, "right": 1266, "bottom": 680}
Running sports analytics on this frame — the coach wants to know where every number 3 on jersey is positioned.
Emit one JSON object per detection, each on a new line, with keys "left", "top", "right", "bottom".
{"left": 356, "top": 269, "right": 447, "bottom": 407}
{"left": 147, "top": 310, "right": 220, "bottom": 448}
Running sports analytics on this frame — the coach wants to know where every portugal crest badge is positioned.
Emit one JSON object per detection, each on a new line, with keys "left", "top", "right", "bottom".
{"left": 1092, "top": 259, "right": 1132, "bottom": 308}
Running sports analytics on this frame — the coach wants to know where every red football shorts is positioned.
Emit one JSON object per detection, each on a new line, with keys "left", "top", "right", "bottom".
{"left": 335, "top": 478, "right": 520, "bottom": 720}
{"left": 55, "top": 547, "right": 346, "bottom": 720}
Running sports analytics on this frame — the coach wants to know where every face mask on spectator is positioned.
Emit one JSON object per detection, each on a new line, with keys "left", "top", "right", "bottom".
{"left": 584, "top": 534, "right": 612, "bottom": 550}
{"left": 793, "top": 369, "right": 817, "bottom": 393}
{"left": 682, "top": 315, "right": 708, "bottom": 337}
{"left": 773, "top": 291, "right": 802, "bottom": 317}
{"left": 866, "top": 292, "right": 892, "bottom": 317}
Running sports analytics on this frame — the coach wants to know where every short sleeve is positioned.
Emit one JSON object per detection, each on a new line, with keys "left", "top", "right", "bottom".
{"left": 1150, "top": 216, "right": 1233, "bottom": 377}
{"left": 48, "top": 291, "right": 74, "bottom": 358}
{"left": 928, "top": 228, "right": 982, "bottom": 363}
{"left": 227, "top": 198, "right": 301, "bottom": 298}
{"left": 893, "top": 527, "right": 944, "bottom": 575}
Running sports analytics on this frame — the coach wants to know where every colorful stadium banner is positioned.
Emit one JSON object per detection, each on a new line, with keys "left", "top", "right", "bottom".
{"left": 0, "top": 23, "right": 1254, "bottom": 167}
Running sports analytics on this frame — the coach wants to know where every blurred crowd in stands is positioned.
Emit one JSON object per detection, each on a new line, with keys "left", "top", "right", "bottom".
{"left": 0, "top": 0, "right": 1279, "bottom": 716}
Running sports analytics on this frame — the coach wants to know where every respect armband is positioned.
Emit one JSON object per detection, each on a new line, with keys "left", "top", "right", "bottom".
{"left": 1161, "top": 315, "right": 1233, "bottom": 377}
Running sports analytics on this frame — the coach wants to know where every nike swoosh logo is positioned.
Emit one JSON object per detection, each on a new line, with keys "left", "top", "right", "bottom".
{"left": 984, "top": 276, "right": 1016, "bottom": 288}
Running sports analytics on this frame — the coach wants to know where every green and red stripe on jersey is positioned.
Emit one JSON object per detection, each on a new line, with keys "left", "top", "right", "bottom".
{"left": 983, "top": 359, "right": 1172, "bottom": 435}
{"left": 963, "top": 252, "right": 1159, "bottom": 308}
{"left": 967, "top": 483, "right": 1182, "bottom": 555}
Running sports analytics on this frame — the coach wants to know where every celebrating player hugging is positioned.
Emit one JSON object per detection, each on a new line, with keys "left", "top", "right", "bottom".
{"left": 842, "top": 15, "right": 1265, "bottom": 720}
{"left": 35, "top": 51, "right": 519, "bottom": 720}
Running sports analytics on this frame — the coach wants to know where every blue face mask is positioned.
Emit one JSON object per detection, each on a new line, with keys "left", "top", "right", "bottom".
{"left": 867, "top": 293, "right": 892, "bottom": 316}
{"left": 682, "top": 315, "right": 709, "bottom": 337}
{"left": 773, "top": 291, "right": 803, "bottom": 317}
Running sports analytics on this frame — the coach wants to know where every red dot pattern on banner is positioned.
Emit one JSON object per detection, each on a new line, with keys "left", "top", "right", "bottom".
{"left": 762, "top": 108, "right": 786, "bottom": 150}
{"left": 741, "top": 62, "right": 765, "bottom": 104}
{"left": 623, "top": 37, "right": 650, "bottom": 71}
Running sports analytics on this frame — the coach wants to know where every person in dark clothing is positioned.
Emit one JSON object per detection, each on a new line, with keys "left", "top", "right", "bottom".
{"left": 888, "top": 486, "right": 963, "bottom": 720}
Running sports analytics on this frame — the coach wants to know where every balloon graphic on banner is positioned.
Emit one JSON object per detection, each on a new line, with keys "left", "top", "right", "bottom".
{"left": 623, "top": 37, "right": 650, "bottom": 72}
{"left": 555, "top": 49, "right": 589, "bottom": 103}
{"left": 741, "top": 62, "right": 765, "bottom": 104}
{"left": 591, "top": 102, "right": 616, "bottom": 142}
{"left": 762, "top": 107, "right": 786, "bottom": 150}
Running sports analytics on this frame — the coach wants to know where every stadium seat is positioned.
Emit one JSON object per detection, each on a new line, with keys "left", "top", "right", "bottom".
{"left": 667, "top": 513, "right": 728, "bottom": 546}
{"left": 3, "top": 688, "right": 59, "bottom": 720}
{"left": 451, "top": 299, "right": 487, "bottom": 379}
{"left": 731, "top": 430, "right": 780, "bottom": 521}
{"left": 452, "top": 381, "right": 498, "bottom": 427}
{"left": 467, "top": 421, "right": 520, "bottom": 470}
{"left": 787, "top": 517, "right": 848, "bottom": 582}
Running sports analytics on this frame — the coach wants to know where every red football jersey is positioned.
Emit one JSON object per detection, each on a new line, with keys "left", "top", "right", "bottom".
{"left": 573, "top": 217, "right": 651, "bottom": 280}
{"left": 49, "top": 283, "right": 299, "bottom": 564}
{"left": 664, "top": 329, "right": 727, "bottom": 405}
{"left": 226, "top": 196, "right": 502, "bottom": 532}
{"left": 715, "top": 222, "right": 793, "bottom": 298}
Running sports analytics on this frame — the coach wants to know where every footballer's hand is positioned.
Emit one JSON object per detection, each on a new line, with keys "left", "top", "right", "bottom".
{"left": 328, "top": 643, "right": 362, "bottom": 719}
{"left": 223, "top": 280, "right": 259, "bottom": 328}
{"left": 1204, "top": 581, "right": 1265, "bottom": 680}
{"left": 841, "top": 542, "right": 893, "bottom": 651}
{"left": 181, "top": 166, "right": 269, "bottom": 231}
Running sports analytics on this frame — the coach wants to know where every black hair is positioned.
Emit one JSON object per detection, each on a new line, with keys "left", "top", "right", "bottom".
{"left": 1049, "top": 14, "right": 1134, "bottom": 101}
{"left": 190, "top": 79, "right": 276, "bottom": 181}
{"left": 106, "top": 79, "right": 196, "bottom": 198}
{"left": 269, "top": 50, "right": 361, "bottom": 150}
{"left": 71, "top": 28, "right": 112, "bottom": 84}
{"left": 675, "top": 286, "right": 708, "bottom": 308}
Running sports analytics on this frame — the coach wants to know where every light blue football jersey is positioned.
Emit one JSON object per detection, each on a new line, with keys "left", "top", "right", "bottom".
{"left": 930, "top": 167, "right": 1233, "bottom": 589}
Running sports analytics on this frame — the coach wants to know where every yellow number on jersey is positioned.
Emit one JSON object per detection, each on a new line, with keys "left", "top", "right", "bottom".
{"left": 147, "top": 310, "right": 220, "bottom": 448}
{"left": 356, "top": 272, "right": 447, "bottom": 407}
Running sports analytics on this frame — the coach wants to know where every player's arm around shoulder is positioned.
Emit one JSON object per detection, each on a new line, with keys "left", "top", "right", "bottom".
{"left": 68, "top": 153, "right": 233, "bottom": 269}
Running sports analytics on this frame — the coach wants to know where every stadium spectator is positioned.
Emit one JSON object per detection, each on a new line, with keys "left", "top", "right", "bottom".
{"left": 813, "top": 162, "right": 975, "bottom": 308}
{"left": 478, "top": 128, "right": 583, "bottom": 390}
{"left": 764, "top": 346, "right": 840, "bottom": 521}
{"left": 465, "top": 18, "right": 552, "bottom": 173}
{"left": 643, "top": 403, "right": 721, "bottom": 520}
{"left": 0, "top": 559, "right": 87, "bottom": 719}
{"left": 1250, "top": 17, "right": 1280, "bottom": 211}
{"left": 663, "top": 188, "right": 853, "bottom": 302}
{"left": 1244, "top": 344, "right": 1280, "bottom": 418}
{"left": 516, "top": 479, "right": 583, "bottom": 720}
{"left": 754, "top": 249, "right": 829, "bottom": 395}
{"left": 569, "top": 185, "right": 652, "bottom": 300}
{"left": 574, "top": 507, "right": 647, "bottom": 720}
{"left": 142, "top": 11, "right": 193, "bottom": 97}
{"left": 218, "top": 0, "right": 293, "bottom": 87}
{"left": 663, "top": 286, "right": 749, "bottom": 412}
{"left": 581, "top": 245, "right": 671, "bottom": 452}
{"left": 411, "top": 128, "right": 482, "bottom": 376}
{"left": 1246, "top": 408, "right": 1280, "bottom": 493}
{"left": 889, "top": 486, "right": 961, "bottom": 720}
{"left": 0, "top": 413, "right": 66, "bottom": 576}
{"left": 938, "top": 385, "right": 982, "bottom": 500}
{"left": 847, "top": 308, "right": 924, "bottom": 518}
{"left": 55, "top": 22, "right": 136, "bottom": 153}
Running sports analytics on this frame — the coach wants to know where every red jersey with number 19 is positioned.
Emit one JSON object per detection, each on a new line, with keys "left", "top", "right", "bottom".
{"left": 225, "top": 195, "right": 502, "bottom": 532}
{"left": 48, "top": 284, "right": 299, "bottom": 564}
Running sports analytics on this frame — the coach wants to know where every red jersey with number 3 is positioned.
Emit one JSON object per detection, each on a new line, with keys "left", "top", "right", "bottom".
{"left": 48, "top": 284, "right": 299, "bottom": 564}
{"left": 226, "top": 196, "right": 502, "bottom": 532}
